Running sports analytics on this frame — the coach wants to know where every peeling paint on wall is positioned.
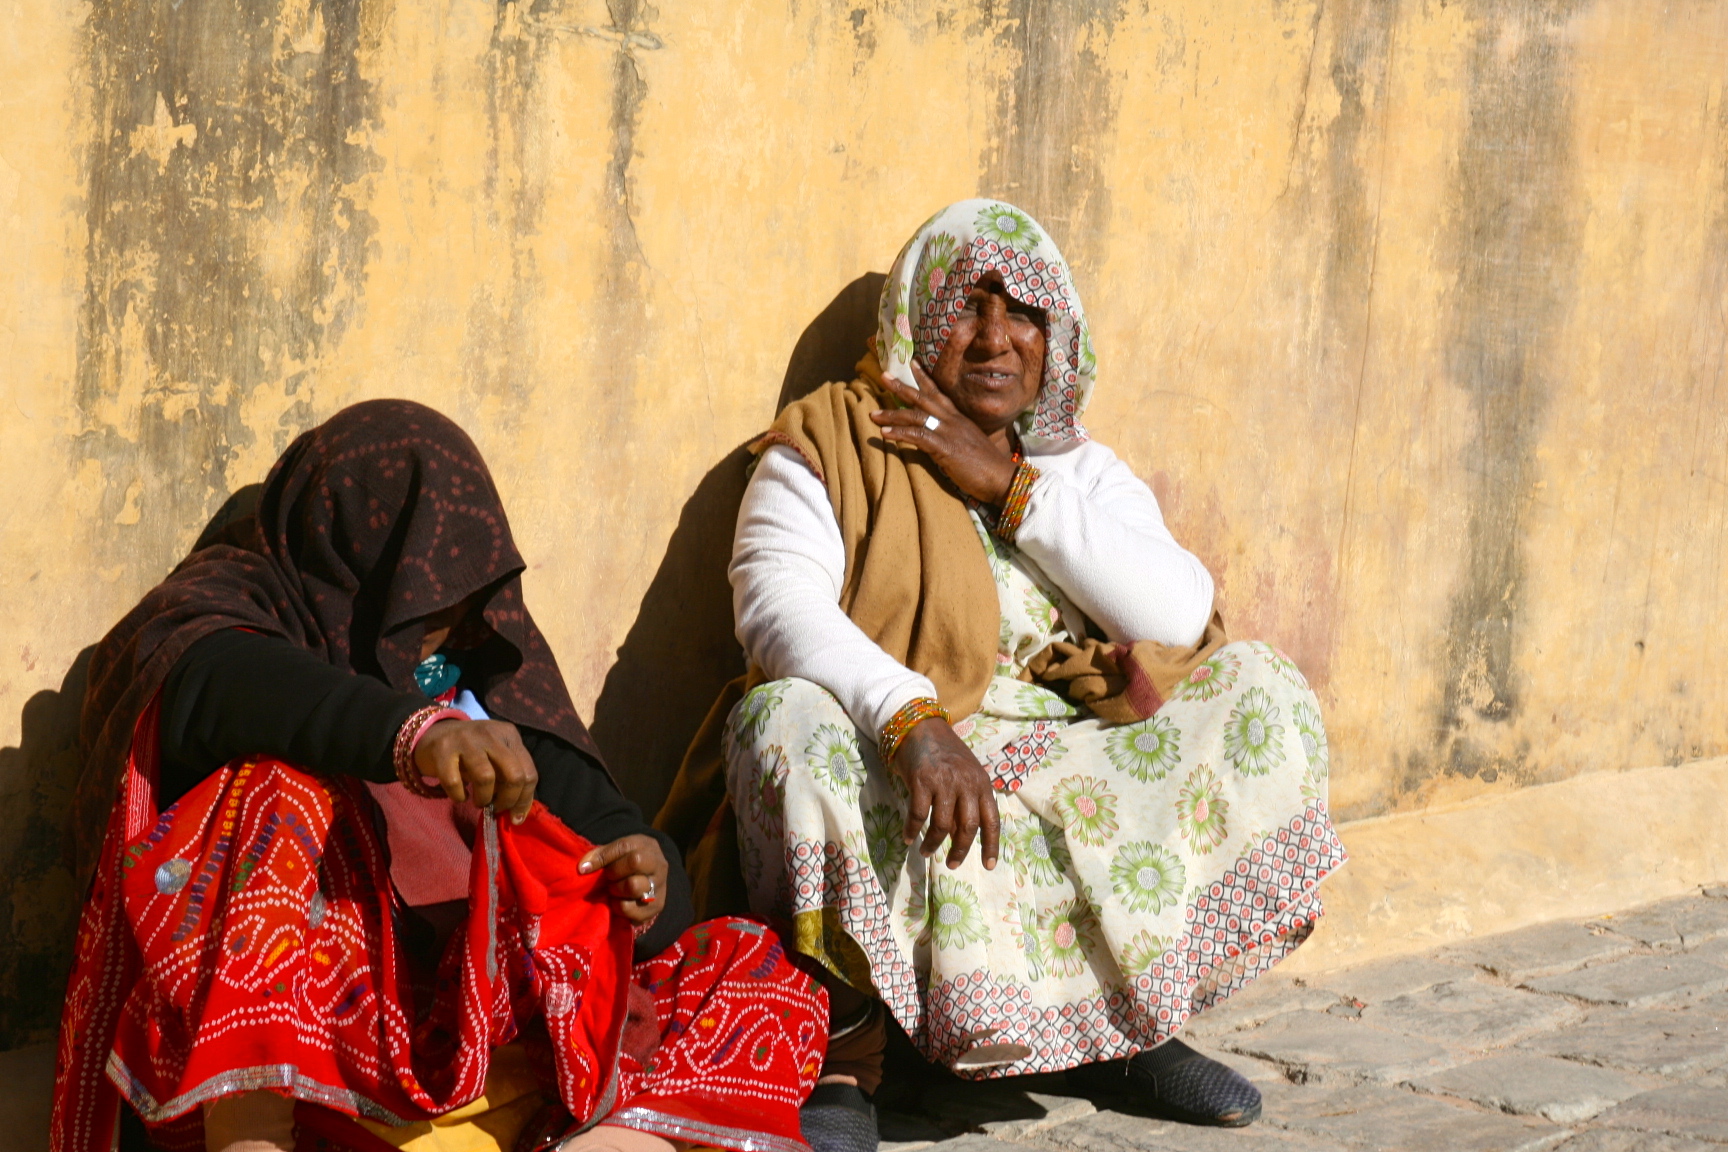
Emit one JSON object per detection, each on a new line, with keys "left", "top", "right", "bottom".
{"left": 3, "top": 0, "right": 1727, "bottom": 1048}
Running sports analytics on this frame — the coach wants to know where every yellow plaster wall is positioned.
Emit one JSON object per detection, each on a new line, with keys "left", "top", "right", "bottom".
{"left": 1, "top": 0, "right": 1725, "bottom": 1043}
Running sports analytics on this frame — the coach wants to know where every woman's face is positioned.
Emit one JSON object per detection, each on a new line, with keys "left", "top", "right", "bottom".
{"left": 926, "top": 274, "right": 1046, "bottom": 438}
{"left": 419, "top": 593, "right": 483, "bottom": 660}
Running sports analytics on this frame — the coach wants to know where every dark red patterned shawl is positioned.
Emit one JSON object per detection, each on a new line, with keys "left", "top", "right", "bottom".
{"left": 74, "top": 399, "right": 600, "bottom": 879}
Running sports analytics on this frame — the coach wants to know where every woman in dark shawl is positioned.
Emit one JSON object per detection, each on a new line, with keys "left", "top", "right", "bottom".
{"left": 53, "top": 401, "right": 826, "bottom": 1152}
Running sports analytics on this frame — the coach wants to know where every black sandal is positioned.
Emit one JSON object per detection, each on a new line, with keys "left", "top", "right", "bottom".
{"left": 1067, "top": 1039, "right": 1262, "bottom": 1127}
{"left": 800, "top": 1082, "right": 879, "bottom": 1152}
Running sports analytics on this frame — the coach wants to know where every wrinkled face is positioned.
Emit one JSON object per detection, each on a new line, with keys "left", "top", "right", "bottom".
{"left": 927, "top": 273, "right": 1046, "bottom": 438}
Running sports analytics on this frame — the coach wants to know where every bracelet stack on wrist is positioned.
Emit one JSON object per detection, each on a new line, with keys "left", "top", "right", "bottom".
{"left": 997, "top": 459, "right": 1040, "bottom": 542}
{"left": 393, "top": 704, "right": 467, "bottom": 797}
{"left": 879, "top": 697, "right": 949, "bottom": 765}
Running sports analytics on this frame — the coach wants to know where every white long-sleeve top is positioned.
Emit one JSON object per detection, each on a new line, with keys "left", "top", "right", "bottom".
{"left": 730, "top": 440, "right": 1215, "bottom": 737}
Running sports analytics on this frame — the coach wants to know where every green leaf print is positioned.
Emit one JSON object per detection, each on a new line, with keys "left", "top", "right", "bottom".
{"left": 1052, "top": 775, "right": 1119, "bottom": 846}
{"left": 1105, "top": 715, "right": 1182, "bottom": 783}
{"left": 1222, "top": 687, "right": 1286, "bottom": 777}
{"left": 863, "top": 804, "right": 908, "bottom": 882}
{"left": 1004, "top": 817, "right": 1072, "bottom": 887}
{"left": 1254, "top": 641, "right": 1310, "bottom": 689}
{"left": 928, "top": 876, "right": 991, "bottom": 949}
{"left": 805, "top": 723, "right": 865, "bottom": 802}
{"left": 1021, "top": 584, "right": 1061, "bottom": 635}
{"left": 1292, "top": 699, "right": 1329, "bottom": 776}
{"left": 903, "top": 882, "right": 930, "bottom": 945}
{"left": 751, "top": 744, "right": 790, "bottom": 822}
{"left": 1015, "top": 682, "right": 1076, "bottom": 721}
{"left": 1175, "top": 650, "right": 1241, "bottom": 703}
{"left": 734, "top": 682, "right": 784, "bottom": 746}
{"left": 974, "top": 204, "right": 1043, "bottom": 249}
{"left": 1006, "top": 900, "right": 1046, "bottom": 982}
{"left": 1109, "top": 841, "right": 1188, "bottom": 914}
{"left": 1035, "top": 898, "right": 1097, "bottom": 977}
{"left": 1174, "top": 765, "right": 1230, "bottom": 853}
{"left": 1118, "top": 929, "right": 1174, "bottom": 976}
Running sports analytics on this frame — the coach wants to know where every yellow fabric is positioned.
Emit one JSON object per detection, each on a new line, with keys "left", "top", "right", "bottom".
{"left": 355, "top": 1043, "right": 545, "bottom": 1152}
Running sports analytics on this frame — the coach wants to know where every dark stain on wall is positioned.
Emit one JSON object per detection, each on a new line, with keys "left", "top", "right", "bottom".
{"left": 978, "top": 0, "right": 1124, "bottom": 281}
{"left": 1316, "top": 0, "right": 1398, "bottom": 351}
{"left": 2, "top": 0, "right": 385, "bottom": 1050}
{"left": 76, "top": 0, "right": 381, "bottom": 576}
{"left": 1418, "top": 0, "right": 1585, "bottom": 794}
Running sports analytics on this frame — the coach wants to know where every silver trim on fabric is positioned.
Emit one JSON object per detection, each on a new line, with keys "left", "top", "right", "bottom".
{"left": 587, "top": 1107, "right": 809, "bottom": 1152}
{"left": 106, "top": 1052, "right": 413, "bottom": 1127}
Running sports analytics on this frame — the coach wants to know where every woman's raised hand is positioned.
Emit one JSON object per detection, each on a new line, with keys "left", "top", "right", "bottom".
{"left": 413, "top": 719, "right": 539, "bottom": 823}
{"left": 870, "top": 361, "right": 1020, "bottom": 505}
{"left": 579, "top": 834, "right": 670, "bottom": 924}
{"left": 894, "top": 718, "right": 1000, "bottom": 871}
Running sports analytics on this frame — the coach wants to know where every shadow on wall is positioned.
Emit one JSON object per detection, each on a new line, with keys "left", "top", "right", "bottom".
{"left": 0, "top": 485, "right": 263, "bottom": 1052}
{"left": 590, "top": 272, "right": 886, "bottom": 815}
{"left": 0, "top": 650, "right": 93, "bottom": 1051}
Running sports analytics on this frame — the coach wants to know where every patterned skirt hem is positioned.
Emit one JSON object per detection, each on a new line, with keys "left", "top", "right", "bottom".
{"left": 805, "top": 801, "right": 1346, "bottom": 1077}
{"left": 603, "top": 1106, "right": 811, "bottom": 1152}
{"left": 106, "top": 1052, "right": 417, "bottom": 1127}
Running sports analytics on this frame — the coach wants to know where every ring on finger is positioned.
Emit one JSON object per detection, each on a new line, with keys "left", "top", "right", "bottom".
{"left": 639, "top": 878, "right": 657, "bottom": 906}
{"left": 923, "top": 414, "right": 941, "bottom": 431}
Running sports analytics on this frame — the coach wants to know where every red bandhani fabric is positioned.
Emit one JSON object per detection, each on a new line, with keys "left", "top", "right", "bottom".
{"left": 52, "top": 702, "right": 826, "bottom": 1152}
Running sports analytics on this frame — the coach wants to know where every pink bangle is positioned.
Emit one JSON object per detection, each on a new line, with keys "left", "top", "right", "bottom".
{"left": 394, "top": 705, "right": 468, "bottom": 797}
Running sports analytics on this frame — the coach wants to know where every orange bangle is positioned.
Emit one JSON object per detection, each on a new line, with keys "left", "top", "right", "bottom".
{"left": 394, "top": 705, "right": 466, "bottom": 797}
{"left": 997, "top": 460, "right": 1040, "bottom": 542}
{"left": 879, "top": 697, "right": 949, "bottom": 765}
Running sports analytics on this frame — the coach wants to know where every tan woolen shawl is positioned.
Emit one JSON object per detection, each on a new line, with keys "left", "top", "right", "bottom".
{"left": 656, "top": 353, "right": 1225, "bottom": 919}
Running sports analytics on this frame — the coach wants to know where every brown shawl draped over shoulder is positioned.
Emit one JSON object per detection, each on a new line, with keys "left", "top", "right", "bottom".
{"left": 656, "top": 353, "right": 1225, "bottom": 917}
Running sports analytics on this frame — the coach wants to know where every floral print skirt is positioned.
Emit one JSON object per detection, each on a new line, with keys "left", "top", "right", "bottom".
{"left": 724, "top": 642, "right": 1348, "bottom": 1077}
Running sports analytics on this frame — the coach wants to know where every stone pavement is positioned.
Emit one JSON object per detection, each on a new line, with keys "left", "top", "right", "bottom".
{"left": 1, "top": 888, "right": 1724, "bottom": 1150}
{"left": 875, "top": 886, "right": 1728, "bottom": 1152}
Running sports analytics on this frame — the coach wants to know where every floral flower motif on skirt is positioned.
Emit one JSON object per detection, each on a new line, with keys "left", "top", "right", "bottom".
{"left": 1052, "top": 775, "right": 1119, "bottom": 846}
{"left": 1015, "top": 683, "right": 1076, "bottom": 721}
{"left": 1004, "top": 816, "right": 1072, "bottom": 887}
{"left": 1223, "top": 687, "right": 1286, "bottom": 777}
{"left": 1118, "top": 928, "right": 1175, "bottom": 976}
{"left": 1252, "top": 641, "right": 1309, "bottom": 690}
{"left": 928, "top": 876, "right": 991, "bottom": 949}
{"left": 750, "top": 744, "right": 790, "bottom": 822}
{"left": 735, "top": 682, "right": 784, "bottom": 746}
{"left": 1175, "top": 649, "right": 1242, "bottom": 703}
{"left": 806, "top": 724, "right": 866, "bottom": 801}
{"left": 1109, "top": 841, "right": 1187, "bottom": 914}
{"left": 1174, "top": 765, "right": 1230, "bottom": 853}
{"left": 1006, "top": 901, "right": 1046, "bottom": 981}
{"left": 1034, "top": 898, "right": 1098, "bottom": 977}
{"left": 1105, "top": 714, "right": 1182, "bottom": 783}
{"left": 863, "top": 803, "right": 908, "bottom": 883}
{"left": 1293, "top": 699, "right": 1328, "bottom": 774}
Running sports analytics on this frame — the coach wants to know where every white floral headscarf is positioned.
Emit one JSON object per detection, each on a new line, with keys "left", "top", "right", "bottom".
{"left": 878, "top": 198, "right": 1095, "bottom": 447}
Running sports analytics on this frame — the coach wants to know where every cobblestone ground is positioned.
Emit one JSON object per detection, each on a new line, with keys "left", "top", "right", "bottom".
{"left": 875, "top": 886, "right": 1728, "bottom": 1152}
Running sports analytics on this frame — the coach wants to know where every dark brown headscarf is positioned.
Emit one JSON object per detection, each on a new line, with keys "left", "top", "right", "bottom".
{"left": 74, "top": 399, "right": 598, "bottom": 879}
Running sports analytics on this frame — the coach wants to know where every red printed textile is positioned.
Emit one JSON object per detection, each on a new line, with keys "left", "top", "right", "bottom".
{"left": 52, "top": 702, "right": 825, "bottom": 1152}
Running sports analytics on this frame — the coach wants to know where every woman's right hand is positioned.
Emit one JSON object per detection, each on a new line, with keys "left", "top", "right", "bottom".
{"left": 894, "top": 719, "right": 1000, "bottom": 871}
{"left": 413, "top": 719, "right": 538, "bottom": 822}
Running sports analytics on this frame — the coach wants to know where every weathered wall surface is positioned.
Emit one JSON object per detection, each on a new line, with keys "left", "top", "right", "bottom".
{"left": 2, "top": 0, "right": 1725, "bottom": 1045}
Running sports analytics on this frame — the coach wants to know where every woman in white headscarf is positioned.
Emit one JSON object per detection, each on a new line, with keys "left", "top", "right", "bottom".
{"left": 660, "top": 200, "right": 1346, "bottom": 1148}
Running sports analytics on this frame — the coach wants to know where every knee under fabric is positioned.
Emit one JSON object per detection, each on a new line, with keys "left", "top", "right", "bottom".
{"left": 559, "top": 1125, "right": 679, "bottom": 1152}
{"left": 203, "top": 1091, "right": 297, "bottom": 1152}
{"left": 820, "top": 1001, "right": 887, "bottom": 1096}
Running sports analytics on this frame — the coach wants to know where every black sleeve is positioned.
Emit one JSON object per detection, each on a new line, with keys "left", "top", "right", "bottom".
{"left": 158, "top": 629, "right": 428, "bottom": 807}
{"left": 520, "top": 727, "right": 695, "bottom": 961}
